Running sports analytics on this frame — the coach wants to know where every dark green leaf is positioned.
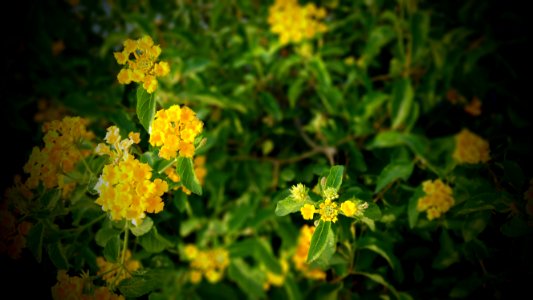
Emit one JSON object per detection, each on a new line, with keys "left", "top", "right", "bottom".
{"left": 48, "top": 241, "right": 69, "bottom": 269}
{"left": 139, "top": 227, "right": 173, "bottom": 253}
{"left": 307, "top": 220, "right": 332, "bottom": 264}
{"left": 27, "top": 222, "right": 44, "bottom": 263}
{"left": 95, "top": 227, "right": 121, "bottom": 247}
{"left": 375, "top": 161, "right": 414, "bottom": 193}
{"left": 408, "top": 186, "right": 424, "bottom": 229}
{"left": 104, "top": 235, "right": 120, "bottom": 263}
{"left": 228, "top": 259, "right": 265, "bottom": 299}
{"left": 176, "top": 157, "right": 202, "bottom": 195}
{"left": 136, "top": 86, "right": 155, "bottom": 133}
{"left": 391, "top": 78, "right": 414, "bottom": 130}
{"left": 325, "top": 165, "right": 344, "bottom": 190}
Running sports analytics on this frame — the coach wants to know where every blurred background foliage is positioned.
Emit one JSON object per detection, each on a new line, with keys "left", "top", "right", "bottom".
{"left": 2, "top": 0, "right": 532, "bottom": 299}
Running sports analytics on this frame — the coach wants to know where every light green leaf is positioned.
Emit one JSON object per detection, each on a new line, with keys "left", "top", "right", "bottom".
{"left": 375, "top": 161, "right": 414, "bottom": 193}
{"left": 136, "top": 86, "right": 155, "bottom": 133}
{"left": 307, "top": 220, "right": 332, "bottom": 263}
{"left": 325, "top": 165, "right": 344, "bottom": 190}
{"left": 408, "top": 186, "right": 424, "bottom": 229}
{"left": 176, "top": 157, "right": 202, "bottom": 196}
{"left": 391, "top": 78, "right": 414, "bottom": 130}
{"left": 131, "top": 217, "right": 154, "bottom": 237}
{"left": 275, "top": 197, "right": 305, "bottom": 216}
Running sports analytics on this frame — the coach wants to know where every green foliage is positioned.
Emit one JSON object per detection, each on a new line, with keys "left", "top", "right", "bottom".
{"left": 2, "top": 0, "right": 532, "bottom": 299}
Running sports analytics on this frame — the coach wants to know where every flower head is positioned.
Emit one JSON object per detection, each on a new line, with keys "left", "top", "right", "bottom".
{"left": 300, "top": 204, "right": 316, "bottom": 220}
{"left": 96, "top": 249, "right": 141, "bottom": 285}
{"left": 149, "top": 105, "right": 203, "bottom": 160}
{"left": 290, "top": 183, "right": 308, "bottom": 201}
{"left": 453, "top": 129, "right": 490, "bottom": 164}
{"left": 417, "top": 179, "right": 455, "bottom": 220}
{"left": 114, "top": 36, "right": 170, "bottom": 93}
{"left": 188, "top": 247, "right": 229, "bottom": 284}
{"left": 318, "top": 199, "right": 339, "bottom": 223}
{"left": 268, "top": 0, "right": 327, "bottom": 45}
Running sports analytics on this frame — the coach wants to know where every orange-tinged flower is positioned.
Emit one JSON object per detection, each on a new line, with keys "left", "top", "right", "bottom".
{"left": 417, "top": 179, "right": 455, "bottom": 220}
{"left": 453, "top": 128, "right": 490, "bottom": 164}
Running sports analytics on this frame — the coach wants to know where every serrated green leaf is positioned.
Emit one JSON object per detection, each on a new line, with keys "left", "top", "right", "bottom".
{"left": 48, "top": 241, "right": 69, "bottom": 269}
{"left": 118, "top": 269, "right": 167, "bottom": 297}
{"left": 27, "top": 222, "right": 44, "bottom": 263}
{"left": 95, "top": 227, "right": 121, "bottom": 247}
{"left": 139, "top": 227, "right": 173, "bottom": 253}
{"left": 131, "top": 217, "right": 154, "bottom": 237}
{"left": 307, "top": 220, "right": 332, "bottom": 263}
{"left": 375, "top": 161, "right": 414, "bottom": 193}
{"left": 136, "top": 86, "right": 155, "bottom": 133}
{"left": 104, "top": 235, "right": 120, "bottom": 263}
{"left": 176, "top": 157, "right": 202, "bottom": 195}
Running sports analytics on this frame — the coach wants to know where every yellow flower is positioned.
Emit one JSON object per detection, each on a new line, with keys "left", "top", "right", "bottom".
{"left": 300, "top": 204, "right": 316, "bottom": 220}
{"left": 51, "top": 270, "right": 124, "bottom": 300}
{"left": 453, "top": 128, "right": 490, "bottom": 164}
{"left": 95, "top": 127, "right": 168, "bottom": 224}
{"left": 149, "top": 105, "right": 203, "bottom": 160}
{"left": 340, "top": 201, "right": 356, "bottom": 216}
{"left": 184, "top": 244, "right": 198, "bottom": 260}
{"left": 318, "top": 199, "right": 338, "bottom": 223}
{"left": 190, "top": 270, "right": 202, "bottom": 284}
{"left": 23, "top": 116, "right": 94, "bottom": 191}
{"left": 290, "top": 183, "right": 308, "bottom": 201}
{"left": 268, "top": 0, "right": 327, "bottom": 45}
{"left": 188, "top": 247, "right": 229, "bottom": 284}
{"left": 417, "top": 179, "right": 455, "bottom": 220}
{"left": 114, "top": 36, "right": 170, "bottom": 93}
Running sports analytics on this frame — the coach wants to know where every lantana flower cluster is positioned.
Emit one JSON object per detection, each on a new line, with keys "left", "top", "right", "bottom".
{"left": 262, "top": 259, "right": 289, "bottom": 291}
{"left": 114, "top": 36, "right": 170, "bottom": 93}
{"left": 268, "top": 0, "right": 327, "bottom": 45}
{"left": 23, "top": 116, "right": 94, "bottom": 193}
{"left": 0, "top": 205, "right": 32, "bottom": 259}
{"left": 183, "top": 244, "right": 230, "bottom": 284}
{"left": 453, "top": 128, "right": 490, "bottom": 164}
{"left": 292, "top": 225, "right": 326, "bottom": 280}
{"left": 149, "top": 105, "right": 204, "bottom": 160}
{"left": 94, "top": 126, "right": 168, "bottom": 224}
{"left": 417, "top": 179, "right": 455, "bottom": 220}
{"left": 51, "top": 270, "right": 124, "bottom": 300}
{"left": 291, "top": 182, "right": 368, "bottom": 223}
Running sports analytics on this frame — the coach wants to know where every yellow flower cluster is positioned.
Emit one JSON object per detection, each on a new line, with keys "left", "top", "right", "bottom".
{"left": 290, "top": 183, "right": 309, "bottom": 201}
{"left": 114, "top": 36, "right": 170, "bottom": 93}
{"left": 51, "top": 270, "right": 124, "bottom": 300}
{"left": 95, "top": 126, "right": 168, "bottom": 224}
{"left": 183, "top": 244, "right": 230, "bottom": 284}
{"left": 417, "top": 179, "right": 455, "bottom": 220}
{"left": 164, "top": 155, "right": 207, "bottom": 195}
{"left": 268, "top": 0, "right": 327, "bottom": 45}
{"left": 340, "top": 200, "right": 368, "bottom": 218}
{"left": 0, "top": 206, "right": 31, "bottom": 260}
{"left": 23, "top": 116, "right": 94, "bottom": 192}
{"left": 263, "top": 259, "right": 289, "bottom": 291}
{"left": 292, "top": 225, "right": 326, "bottom": 280}
{"left": 453, "top": 129, "right": 490, "bottom": 164}
{"left": 149, "top": 105, "right": 203, "bottom": 160}
{"left": 96, "top": 249, "right": 141, "bottom": 285}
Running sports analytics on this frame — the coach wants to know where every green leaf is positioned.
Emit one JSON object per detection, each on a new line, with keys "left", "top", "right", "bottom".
{"left": 47, "top": 241, "right": 69, "bottom": 269}
{"left": 131, "top": 217, "right": 154, "bottom": 237}
{"left": 352, "top": 271, "right": 399, "bottom": 299}
{"left": 228, "top": 259, "right": 265, "bottom": 299}
{"left": 325, "top": 165, "right": 344, "bottom": 190}
{"left": 391, "top": 78, "right": 415, "bottom": 130}
{"left": 139, "top": 227, "right": 173, "bottom": 253}
{"left": 255, "top": 239, "right": 282, "bottom": 274}
{"left": 104, "top": 235, "right": 120, "bottom": 263}
{"left": 309, "top": 227, "right": 336, "bottom": 269}
{"left": 462, "top": 212, "right": 490, "bottom": 242}
{"left": 288, "top": 78, "right": 305, "bottom": 108}
{"left": 136, "top": 86, "right": 155, "bottom": 133}
{"left": 408, "top": 186, "right": 424, "bottom": 229}
{"left": 375, "top": 161, "right": 414, "bottom": 193}
{"left": 432, "top": 229, "right": 460, "bottom": 269}
{"left": 410, "top": 11, "right": 430, "bottom": 60}
{"left": 307, "top": 220, "right": 332, "bottom": 264}
{"left": 309, "top": 56, "right": 331, "bottom": 87}
{"left": 27, "top": 222, "right": 44, "bottom": 263}
{"left": 275, "top": 197, "right": 305, "bottom": 216}
{"left": 118, "top": 269, "right": 167, "bottom": 297}
{"left": 357, "top": 237, "right": 396, "bottom": 270}
{"left": 363, "top": 202, "right": 382, "bottom": 220}
{"left": 261, "top": 92, "right": 282, "bottom": 121}
{"left": 95, "top": 227, "right": 121, "bottom": 247}
{"left": 283, "top": 275, "right": 302, "bottom": 300}
{"left": 176, "top": 157, "right": 202, "bottom": 195}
